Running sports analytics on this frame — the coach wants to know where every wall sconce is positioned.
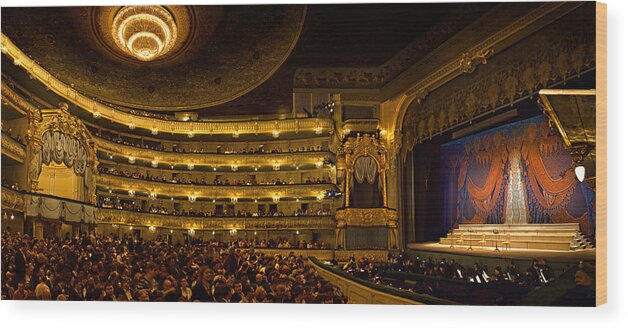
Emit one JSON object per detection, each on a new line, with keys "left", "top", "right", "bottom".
{"left": 148, "top": 192, "right": 157, "bottom": 200}
{"left": 128, "top": 190, "right": 135, "bottom": 197}
{"left": 128, "top": 123, "right": 135, "bottom": 130}
{"left": 316, "top": 194, "right": 325, "bottom": 201}
{"left": 315, "top": 125, "right": 323, "bottom": 135}
{"left": 188, "top": 195, "right": 197, "bottom": 202}
{"left": 272, "top": 162, "right": 281, "bottom": 171}
{"left": 10, "top": 214, "right": 15, "bottom": 220}
{"left": 151, "top": 127, "right": 159, "bottom": 135}
{"left": 315, "top": 161, "right": 324, "bottom": 168}
{"left": 128, "top": 157, "right": 135, "bottom": 164}
{"left": 575, "top": 165, "right": 586, "bottom": 182}
{"left": 379, "top": 129, "right": 388, "bottom": 139}
{"left": 187, "top": 131, "right": 195, "bottom": 138}
{"left": 93, "top": 111, "right": 102, "bottom": 119}
{"left": 231, "top": 164, "right": 239, "bottom": 171}
{"left": 295, "top": 165, "right": 299, "bottom": 170}
{"left": 149, "top": 226, "right": 156, "bottom": 233}
{"left": 188, "top": 229, "right": 195, "bottom": 236}
{"left": 229, "top": 229, "right": 237, "bottom": 235}
{"left": 13, "top": 59, "right": 21, "bottom": 66}
{"left": 187, "top": 163, "right": 195, "bottom": 170}
{"left": 296, "top": 198, "right": 300, "bottom": 202}
{"left": 213, "top": 167, "right": 217, "bottom": 171}
{"left": 170, "top": 229, "right": 173, "bottom": 234}
{"left": 254, "top": 231, "right": 257, "bottom": 235}
{"left": 296, "top": 230, "right": 300, "bottom": 235}
{"left": 151, "top": 160, "right": 159, "bottom": 168}
{"left": 272, "top": 194, "right": 280, "bottom": 203}
{"left": 272, "top": 130, "right": 280, "bottom": 138}
{"left": 129, "top": 226, "right": 134, "bottom": 230}
{"left": 232, "top": 130, "right": 240, "bottom": 138}
{"left": 231, "top": 196, "right": 238, "bottom": 203}
{"left": 212, "top": 199, "right": 216, "bottom": 203}
{"left": 112, "top": 224, "right": 118, "bottom": 228}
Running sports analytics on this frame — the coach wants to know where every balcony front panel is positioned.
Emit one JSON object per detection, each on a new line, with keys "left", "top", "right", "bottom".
{"left": 97, "top": 173, "right": 336, "bottom": 199}
{"left": 97, "top": 208, "right": 335, "bottom": 230}
{"left": 1, "top": 132, "right": 26, "bottom": 163}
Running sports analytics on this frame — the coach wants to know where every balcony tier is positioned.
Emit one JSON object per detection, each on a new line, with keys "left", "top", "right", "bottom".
{"left": 97, "top": 173, "right": 336, "bottom": 199}
{"left": 97, "top": 208, "right": 335, "bottom": 230}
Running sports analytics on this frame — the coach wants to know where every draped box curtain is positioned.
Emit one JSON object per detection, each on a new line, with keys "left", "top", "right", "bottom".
{"left": 350, "top": 156, "right": 383, "bottom": 207}
{"left": 440, "top": 116, "right": 595, "bottom": 237}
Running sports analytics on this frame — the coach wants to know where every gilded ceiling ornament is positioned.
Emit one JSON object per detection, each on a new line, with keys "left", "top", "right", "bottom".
{"left": 112, "top": 6, "right": 178, "bottom": 62}
{"left": 458, "top": 48, "right": 493, "bottom": 74}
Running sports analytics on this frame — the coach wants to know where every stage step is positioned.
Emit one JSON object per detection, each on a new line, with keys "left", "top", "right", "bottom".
{"left": 439, "top": 223, "right": 590, "bottom": 251}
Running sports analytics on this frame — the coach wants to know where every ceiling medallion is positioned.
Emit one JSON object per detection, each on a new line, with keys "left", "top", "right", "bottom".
{"left": 112, "top": 6, "right": 178, "bottom": 62}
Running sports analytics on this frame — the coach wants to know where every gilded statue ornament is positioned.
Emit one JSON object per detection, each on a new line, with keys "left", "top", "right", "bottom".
{"left": 458, "top": 49, "right": 493, "bottom": 74}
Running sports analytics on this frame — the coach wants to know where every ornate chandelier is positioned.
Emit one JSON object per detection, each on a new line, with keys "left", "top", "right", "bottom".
{"left": 112, "top": 6, "right": 178, "bottom": 62}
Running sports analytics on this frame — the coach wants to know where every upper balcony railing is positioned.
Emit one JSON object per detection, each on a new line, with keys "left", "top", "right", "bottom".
{"left": 2, "top": 34, "right": 335, "bottom": 138}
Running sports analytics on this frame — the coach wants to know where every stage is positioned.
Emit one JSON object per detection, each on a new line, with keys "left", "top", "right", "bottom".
{"left": 406, "top": 242, "right": 595, "bottom": 264}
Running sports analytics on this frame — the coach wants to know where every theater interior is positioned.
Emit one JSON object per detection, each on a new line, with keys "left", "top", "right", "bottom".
{"left": 0, "top": 2, "right": 601, "bottom": 305}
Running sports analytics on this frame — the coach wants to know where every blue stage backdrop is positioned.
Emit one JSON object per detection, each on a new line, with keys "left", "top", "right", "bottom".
{"left": 440, "top": 115, "right": 595, "bottom": 238}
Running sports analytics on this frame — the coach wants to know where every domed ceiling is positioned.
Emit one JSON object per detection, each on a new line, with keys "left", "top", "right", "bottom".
{"left": 1, "top": 5, "right": 306, "bottom": 111}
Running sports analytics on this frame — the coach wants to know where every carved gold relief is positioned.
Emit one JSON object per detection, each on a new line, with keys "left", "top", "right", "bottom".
{"left": 1, "top": 187, "right": 25, "bottom": 212}
{"left": 335, "top": 208, "right": 397, "bottom": 227}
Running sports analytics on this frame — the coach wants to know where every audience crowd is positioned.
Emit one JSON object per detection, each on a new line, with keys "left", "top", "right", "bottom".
{"left": 1, "top": 232, "right": 345, "bottom": 302}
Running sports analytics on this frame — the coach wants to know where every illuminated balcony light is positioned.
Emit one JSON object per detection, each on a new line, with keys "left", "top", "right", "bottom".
{"left": 379, "top": 129, "right": 388, "bottom": 138}
{"left": 129, "top": 226, "right": 134, "bottom": 230}
{"left": 231, "top": 196, "right": 238, "bottom": 203}
{"left": 188, "top": 195, "right": 196, "bottom": 202}
{"left": 0, "top": 47, "right": 7, "bottom": 54}
{"left": 212, "top": 199, "right": 216, "bottom": 203}
{"left": 272, "top": 194, "right": 280, "bottom": 203}
{"left": 93, "top": 111, "right": 102, "bottom": 119}
{"left": 148, "top": 192, "right": 157, "bottom": 200}
{"left": 231, "top": 164, "right": 239, "bottom": 172}
{"left": 272, "top": 130, "right": 280, "bottom": 138}
{"left": 128, "top": 190, "right": 135, "bottom": 196}
{"left": 13, "top": 58, "right": 21, "bottom": 66}
{"left": 170, "top": 229, "right": 173, "bottom": 234}
{"left": 232, "top": 130, "right": 240, "bottom": 138}
{"left": 254, "top": 231, "right": 257, "bottom": 235}
{"left": 10, "top": 214, "right": 15, "bottom": 220}
{"left": 272, "top": 162, "right": 280, "bottom": 171}
{"left": 254, "top": 167, "right": 258, "bottom": 171}
{"left": 315, "top": 125, "right": 323, "bottom": 135}
{"left": 109, "top": 154, "right": 114, "bottom": 159}
{"left": 112, "top": 224, "right": 118, "bottom": 228}
{"left": 296, "top": 230, "right": 300, "bottom": 235}
{"left": 187, "top": 131, "right": 194, "bottom": 138}
{"left": 213, "top": 167, "right": 217, "bottom": 171}
{"left": 295, "top": 166, "right": 299, "bottom": 170}
{"left": 151, "top": 160, "right": 159, "bottom": 168}
{"left": 316, "top": 194, "right": 325, "bottom": 201}
{"left": 187, "top": 163, "right": 195, "bottom": 170}
{"left": 229, "top": 229, "right": 237, "bottom": 235}
{"left": 188, "top": 229, "right": 195, "bottom": 236}
{"left": 149, "top": 226, "right": 156, "bottom": 232}
{"left": 128, "top": 156, "right": 135, "bottom": 164}
{"left": 151, "top": 127, "right": 159, "bottom": 135}
{"left": 212, "top": 231, "right": 215, "bottom": 235}
{"left": 128, "top": 123, "right": 136, "bottom": 130}
{"left": 315, "top": 161, "right": 324, "bottom": 168}
{"left": 296, "top": 198, "right": 300, "bottom": 202}
{"left": 254, "top": 198, "right": 258, "bottom": 203}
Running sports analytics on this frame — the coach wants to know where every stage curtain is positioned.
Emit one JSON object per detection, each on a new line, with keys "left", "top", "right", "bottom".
{"left": 440, "top": 116, "right": 595, "bottom": 237}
